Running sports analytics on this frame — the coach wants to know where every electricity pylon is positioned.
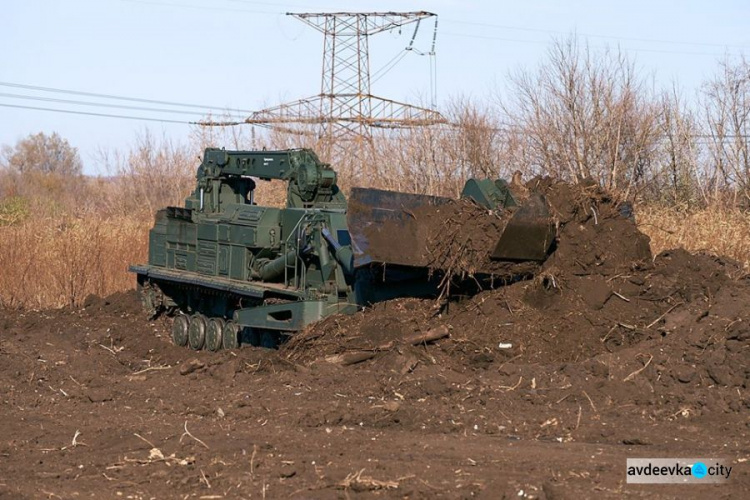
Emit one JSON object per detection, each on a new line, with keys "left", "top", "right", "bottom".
{"left": 240, "top": 11, "right": 445, "bottom": 160}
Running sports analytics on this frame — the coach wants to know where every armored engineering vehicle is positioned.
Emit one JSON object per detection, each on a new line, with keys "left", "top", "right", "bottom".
{"left": 130, "top": 148, "right": 554, "bottom": 350}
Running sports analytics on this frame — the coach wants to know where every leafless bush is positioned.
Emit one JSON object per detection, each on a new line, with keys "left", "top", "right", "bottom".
{"left": 1, "top": 132, "right": 82, "bottom": 176}
{"left": 700, "top": 56, "right": 750, "bottom": 204}
{"left": 650, "top": 87, "right": 703, "bottom": 206}
{"left": 498, "top": 37, "right": 661, "bottom": 196}
{"left": 98, "top": 130, "right": 196, "bottom": 218}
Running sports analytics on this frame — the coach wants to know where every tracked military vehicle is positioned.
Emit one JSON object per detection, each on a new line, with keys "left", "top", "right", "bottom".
{"left": 130, "top": 148, "right": 554, "bottom": 350}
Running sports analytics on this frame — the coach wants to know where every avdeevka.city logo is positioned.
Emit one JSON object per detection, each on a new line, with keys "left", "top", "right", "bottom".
{"left": 691, "top": 462, "right": 707, "bottom": 479}
{"left": 626, "top": 458, "right": 732, "bottom": 484}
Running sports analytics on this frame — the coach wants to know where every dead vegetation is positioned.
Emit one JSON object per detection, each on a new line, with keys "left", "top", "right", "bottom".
{"left": 0, "top": 217, "right": 148, "bottom": 309}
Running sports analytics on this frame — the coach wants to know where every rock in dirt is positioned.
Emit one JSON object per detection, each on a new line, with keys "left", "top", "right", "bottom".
{"left": 382, "top": 401, "right": 400, "bottom": 412}
{"left": 674, "top": 367, "right": 696, "bottom": 383}
{"left": 578, "top": 275, "right": 612, "bottom": 310}
{"left": 179, "top": 359, "right": 205, "bottom": 375}
{"left": 86, "top": 388, "right": 113, "bottom": 403}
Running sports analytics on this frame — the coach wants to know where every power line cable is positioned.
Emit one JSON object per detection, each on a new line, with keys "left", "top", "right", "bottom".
{"left": 0, "top": 102, "right": 192, "bottom": 124}
{"left": 0, "top": 92, "right": 246, "bottom": 119}
{"left": 440, "top": 31, "right": 743, "bottom": 57}
{"left": 371, "top": 17, "right": 437, "bottom": 91}
{"left": 122, "top": 1, "right": 750, "bottom": 53}
{"left": 429, "top": 17, "right": 439, "bottom": 108}
{"left": 370, "top": 51, "right": 410, "bottom": 85}
{"left": 0, "top": 81, "right": 254, "bottom": 113}
{"left": 443, "top": 18, "right": 750, "bottom": 50}
{"left": 0, "top": 101, "right": 281, "bottom": 129}
{"left": 120, "top": 0, "right": 277, "bottom": 15}
{"left": 5, "top": 100, "right": 749, "bottom": 141}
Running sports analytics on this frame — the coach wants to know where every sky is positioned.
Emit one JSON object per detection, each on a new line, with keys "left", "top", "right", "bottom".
{"left": 3, "top": 0, "right": 749, "bottom": 174}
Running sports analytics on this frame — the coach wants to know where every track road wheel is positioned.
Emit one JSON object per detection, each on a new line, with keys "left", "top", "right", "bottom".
{"left": 222, "top": 321, "right": 240, "bottom": 350}
{"left": 188, "top": 314, "right": 206, "bottom": 350}
{"left": 206, "top": 318, "right": 225, "bottom": 352}
{"left": 171, "top": 315, "right": 189, "bottom": 347}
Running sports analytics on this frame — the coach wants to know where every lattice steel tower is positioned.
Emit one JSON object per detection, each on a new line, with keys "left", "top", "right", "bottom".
{"left": 242, "top": 11, "right": 445, "bottom": 158}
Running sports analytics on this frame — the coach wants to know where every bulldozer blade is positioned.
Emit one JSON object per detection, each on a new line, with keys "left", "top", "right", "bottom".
{"left": 491, "top": 193, "right": 555, "bottom": 261}
{"left": 347, "top": 187, "right": 451, "bottom": 268}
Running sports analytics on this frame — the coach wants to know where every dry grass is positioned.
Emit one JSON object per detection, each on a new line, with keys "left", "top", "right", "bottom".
{"left": 0, "top": 217, "right": 149, "bottom": 309}
{"left": 637, "top": 205, "right": 750, "bottom": 268}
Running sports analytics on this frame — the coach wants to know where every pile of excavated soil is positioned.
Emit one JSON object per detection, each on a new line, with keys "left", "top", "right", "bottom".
{"left": 361, "top": 198, "right": 541, "bottom": 280}
{"left": 358, "top": 177, "right": 650, "bottom": 289}
{"left": 537, "top": 178, "right": 653, "bottom": 278}
{"left": 287, "top": 178, "right": 659, "bottom": 364}
{"left": 2, "top": 178, "right": 748, "bottom": 499}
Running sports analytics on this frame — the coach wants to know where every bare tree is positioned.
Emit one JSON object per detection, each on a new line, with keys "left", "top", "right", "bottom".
{"left": 0, "top": 132, "right": 87, "bottom": 216}
{"left": 498, "top": 37, "right": 660, "bottom": 195}
{"left": 652, "top": 86, "right": 704, "bottom": 206}
{"left": 97, "top": 130, "right": 196, "bottom": 217}
{"left": 1, "top": 132, "right": 83, "bottom": 176}
{"left": 701, "top": 56, "right": 750, "bottom": 204}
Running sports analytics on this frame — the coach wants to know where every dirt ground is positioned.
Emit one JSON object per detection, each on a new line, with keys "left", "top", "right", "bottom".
{"left": 1, "top": 180, "right": 749, "bottom": 499}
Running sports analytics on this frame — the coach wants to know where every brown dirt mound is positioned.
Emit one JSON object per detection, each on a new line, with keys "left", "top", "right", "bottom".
{"left": 287, "top": 178, "right": 661, "bottom": 366}
{"left": 538, "top": 178, "right": 653, "bottom": 278}
{"left": 360, "top": 177, "right": 651, "bottom": 291}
